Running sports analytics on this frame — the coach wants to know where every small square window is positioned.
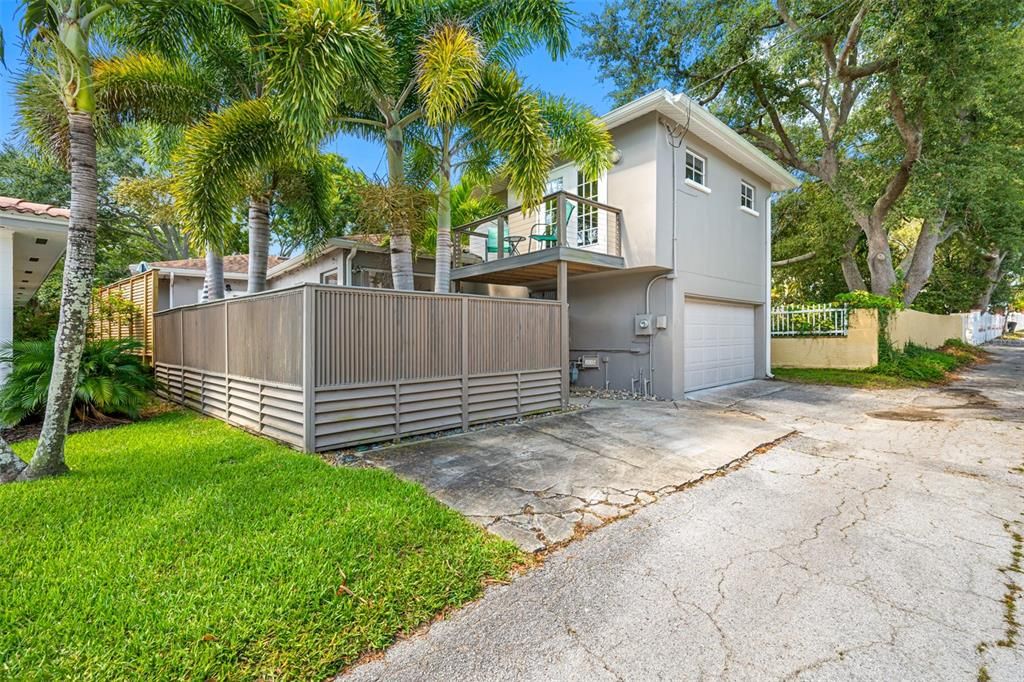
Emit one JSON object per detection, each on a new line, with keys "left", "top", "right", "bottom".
{"left": 320, "top": 269, "right": 339, "bottom": 285}
{"left": 685, "top": 150, "right": 706, "bottom": 187}
{"left": 740, "top": 181, "right": 755, "bottom": 210}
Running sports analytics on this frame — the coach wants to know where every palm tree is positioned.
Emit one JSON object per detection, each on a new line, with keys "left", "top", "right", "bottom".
{"left": 409, "top": 21, "right": 613, "bottom": 291}
{"left": 267, "top": 0, "right": 575, "bottom": 290}
{"left": 147, "top": 0, "right": 387, "bottom": 291}
{"left": 0, "top": 1, "right": 118, "bottom": 481}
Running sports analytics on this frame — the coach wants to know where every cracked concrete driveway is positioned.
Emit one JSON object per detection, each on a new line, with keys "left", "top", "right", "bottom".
{"left": 345, "top": 345, "right": 1024, "bottom": 681}
{"left": 352, "top": 399, "right": 790, "bottom": 551}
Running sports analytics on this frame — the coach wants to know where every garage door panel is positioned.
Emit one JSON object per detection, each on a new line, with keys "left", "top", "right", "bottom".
{"left": 685, "top": 300, "right": 755, "bottom": 391}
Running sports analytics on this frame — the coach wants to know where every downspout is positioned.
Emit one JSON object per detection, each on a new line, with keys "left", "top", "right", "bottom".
{"left": 344, "top": 246, "right": 359, "bottom": 286}
{"left": 645, "top": 123, "right": 681, "bottom": 395}
{"left": 169, "top": 271, "right": 175, "bottom": 309}
{"left": 765, "top": 193, "right": 774, "bottom": 378}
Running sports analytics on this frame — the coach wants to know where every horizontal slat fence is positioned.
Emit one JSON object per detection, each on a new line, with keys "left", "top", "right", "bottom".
{"left": 155, "top": 289, "right": 306, "bottom": 447}
{"left": 154, "top": 284, "right": 564, "bottom": 451}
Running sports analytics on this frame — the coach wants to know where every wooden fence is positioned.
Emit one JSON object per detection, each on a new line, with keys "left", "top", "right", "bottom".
{"left": 153, "top": 284, "right": 565, "bottom": 451}
{"left": 89, "top": 269, "right": 159, "bottom": 363}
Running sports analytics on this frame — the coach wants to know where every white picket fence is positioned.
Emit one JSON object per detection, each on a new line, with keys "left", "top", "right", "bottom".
{"left": 771, "top": 304, "right": 849, "bottom": 337}
{"left": 962, "top": 311, "right": 1007, "bottom": 345}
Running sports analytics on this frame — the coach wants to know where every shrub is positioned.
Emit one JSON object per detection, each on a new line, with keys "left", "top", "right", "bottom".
{"left": 833, "top": 291, "right": 904, "bottom": 311}
{"left": 0, "top": 339, "right": 154, "bottom": 426}
{"left": 873, "top": 342, "right": 976, "bottom": 383}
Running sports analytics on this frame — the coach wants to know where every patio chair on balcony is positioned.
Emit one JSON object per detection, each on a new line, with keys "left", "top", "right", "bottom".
{"left": 529, "top": 204, "right": 575, "bottom": 252}
{"left": 486, "top": 225, "right": 511, "bottom": 259}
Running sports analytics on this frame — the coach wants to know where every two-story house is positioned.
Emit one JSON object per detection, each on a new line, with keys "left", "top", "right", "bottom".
{"left": 450, "top": 89, "right": 799, "bottom": 399}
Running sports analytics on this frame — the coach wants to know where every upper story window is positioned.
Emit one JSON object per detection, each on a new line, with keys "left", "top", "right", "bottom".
{"left": 320, "top": 269, "right": 338, "bottom": 285}
{"left": 685, "top": 150, "right": 706, "bottom": 188}
{"left": 740, "top": 181, "right": 755, "bottom": 211}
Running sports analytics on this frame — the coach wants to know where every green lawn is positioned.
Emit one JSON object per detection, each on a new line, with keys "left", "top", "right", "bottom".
{"left": 774, "top": 340, "right": 988, "bottom": 389}
{"left": 772, "top": 366, "right": 918, "bottom": 388}
{"left": 0, "top": 411, "right": 521, "bottom": 680}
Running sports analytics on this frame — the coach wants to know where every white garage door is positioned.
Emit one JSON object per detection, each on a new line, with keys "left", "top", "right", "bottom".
{"left": 684, "top": 299, "right": 756, "bottom": 391}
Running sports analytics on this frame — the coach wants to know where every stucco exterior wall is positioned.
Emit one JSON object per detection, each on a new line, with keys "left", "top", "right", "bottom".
{"left": 567, "top": 270, "right": 682, "bottom": 398}
{"left": 771, "top": 309, "right": 880, "bottom": 370}
{"left": 608, "top": 113, "right": 659, "bottom": 267}
{"left": 271, "top": 249, "right": 346, "bottom": 288}
{"left": 662, "top": 125, "right": 770, "bottom": 305}
{"left": 888, "top": 309, "right": 964, "bottom": 350}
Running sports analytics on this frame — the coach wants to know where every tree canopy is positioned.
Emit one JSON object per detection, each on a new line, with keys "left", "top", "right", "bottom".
{"left": 581, "top": 0, "right": 1024, "bottom": 309}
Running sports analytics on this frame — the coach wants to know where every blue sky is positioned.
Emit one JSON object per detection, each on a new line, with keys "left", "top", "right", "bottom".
{"left": 0, "top": 0, "right": 617, "bottom": 176}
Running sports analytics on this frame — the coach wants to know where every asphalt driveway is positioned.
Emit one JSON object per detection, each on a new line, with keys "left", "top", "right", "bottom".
{"left": 350, "top": 398, "right": 790, "bottom": 550}
{"left": 345, "top": 345, "right": 1024, "bottom": 681}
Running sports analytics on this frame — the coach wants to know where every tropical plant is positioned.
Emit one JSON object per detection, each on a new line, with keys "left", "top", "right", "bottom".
{"left": 0, "top": 0, "right": 118, "bottom": 481}
{"left": 410, "top": 30, "right": 613, "bottom": 291}
{"left": 267, "top": 0, "right": 579, "bottom": 290}
{"left": 0, "top": 339, "right": 155, "bottom": 427}
{"left": 156, "top": 0, "right": 385, "bottom": 293}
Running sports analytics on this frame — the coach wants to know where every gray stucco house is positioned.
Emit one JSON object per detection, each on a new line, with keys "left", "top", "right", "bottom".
{"left": 451, "top": 89, "right": 799, "bottom": 398}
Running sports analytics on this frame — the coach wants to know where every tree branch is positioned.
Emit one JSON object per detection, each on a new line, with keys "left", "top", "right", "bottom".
{"left": 871, "top": 89, "right": 923, "bottom": 225}
{"left": 773, "top": 251, "right": 817, "bottom": 267}
{"left": 750, "top": 76, "right": 811, "bottom": 173}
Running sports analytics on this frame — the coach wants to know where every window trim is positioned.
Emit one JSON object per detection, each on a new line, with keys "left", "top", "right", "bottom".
{"left": 739, "top": 180, "right": 759, "bottom": 216}
{"left": 684, "top": 149, "right": 708, "bottom": 190}
{"left": 319, "top": 268, "right": 339, "bottom": 285}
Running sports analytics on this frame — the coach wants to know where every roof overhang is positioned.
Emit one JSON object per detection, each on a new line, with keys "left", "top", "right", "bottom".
{"left": 0, "top": 211, "right": 69, "bottom": 306}
{"left": 601, "top": 89, "right": 800, "bottom": 192}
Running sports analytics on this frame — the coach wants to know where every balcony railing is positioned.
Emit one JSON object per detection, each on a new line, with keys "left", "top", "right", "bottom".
{"left": 452, "top": 191, "right": 624, "bottom": 268}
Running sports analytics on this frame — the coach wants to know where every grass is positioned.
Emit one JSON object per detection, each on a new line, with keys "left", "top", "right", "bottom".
{"left": 774, "top": 339, "right": 988, "bottom": 389}
{"left": 0, "top": 411, "right": 522, "bottom": 681}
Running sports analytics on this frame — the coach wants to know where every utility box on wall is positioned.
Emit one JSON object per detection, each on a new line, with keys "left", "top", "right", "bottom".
{"left": 634, "top": 314, "right": 654, "bottom": 336}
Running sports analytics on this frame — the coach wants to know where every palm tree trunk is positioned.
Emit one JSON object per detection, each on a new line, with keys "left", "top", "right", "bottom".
{"left": 205, "top": 247, "right": 225, "bottom": 300}
{"left": 23, "top": 112, "right": 98, "bottom": 480}
{"left": 247, "top": 195, "right": 271, "bottom": 293}
{"left": 386, "top": 123, "right": 415, "bottom": 290}
{"left": 434, "top": 136, "right": 453, "bottom": 293}
{"left": 0, "top": 435, "right": 27, "bottom": 483}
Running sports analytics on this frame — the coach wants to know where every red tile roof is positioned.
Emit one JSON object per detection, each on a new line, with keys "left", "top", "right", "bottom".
{"left": 149, "top": 254, "right": 288, "bottom": 274}
{"left": 0, "top": 196, "right": 70, "bottom": 219}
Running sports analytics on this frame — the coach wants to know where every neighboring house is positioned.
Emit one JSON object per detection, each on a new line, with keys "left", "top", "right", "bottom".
{"left": 451, "top": 89, "right": 800, "bottom": 398}
{"left": 0, "top": 197, "right": 69, "bottom": 385}
{"left": 135, "top": 236, "right": 438, "bottom": 310}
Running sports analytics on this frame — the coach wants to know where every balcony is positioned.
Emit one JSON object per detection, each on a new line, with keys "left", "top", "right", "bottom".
{"left": 451, "top": 191, "right": 626, "bottom": 287}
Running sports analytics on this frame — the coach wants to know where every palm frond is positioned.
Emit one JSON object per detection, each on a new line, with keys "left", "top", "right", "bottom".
{"left": 538, "top": 94, "right": 613, "bottom": 179}
{"left": 416, "top": 21, "right": 483, "bottom": 126}
{"left": 465, "top": 65, "right": 550, "bottom": 209}
{"left": 95, "top": 53, "right": 221, "bottom": 126}
{"left": 275, "top": 154, "right": 339, "bottom": 254}
{"left": 15, "top": 69, "right": 71, "bottom": 165}
{"left": 265, "top": 0, "right": 394, "bottom": 144}
{"left": 471, "top": 0, "right": 572, "bottom": 64}
{"left": 103, "top": 0, "right": 222, "bottom": 56}
{"left": 173, "top": 98, "right": 284, "bottom": 249}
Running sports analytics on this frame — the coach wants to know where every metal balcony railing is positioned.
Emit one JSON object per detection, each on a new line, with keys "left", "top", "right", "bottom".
{"left": 452, "top": 191, "right": 624, "bottom": 267}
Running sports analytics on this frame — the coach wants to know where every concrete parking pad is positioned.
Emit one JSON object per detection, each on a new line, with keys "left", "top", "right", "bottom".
{"left": 344, "top": 346, "right": 1024, "bottom": 681}
{"left": 351, "top": 399, "right": 792, "bottom": 551}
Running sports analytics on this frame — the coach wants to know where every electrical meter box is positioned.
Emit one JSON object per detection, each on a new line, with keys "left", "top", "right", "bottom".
{"left": 634, "top": 314, "right": 654, "bottom": 336}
